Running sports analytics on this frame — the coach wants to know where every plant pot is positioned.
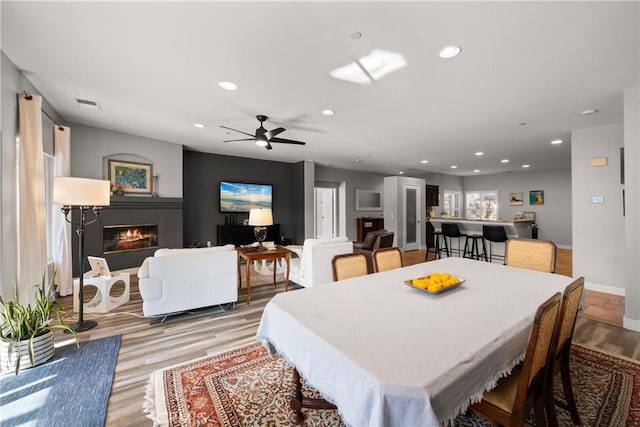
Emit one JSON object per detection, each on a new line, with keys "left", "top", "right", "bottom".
{"left": 0, "top": 330, "right": 55, "bottom": 374}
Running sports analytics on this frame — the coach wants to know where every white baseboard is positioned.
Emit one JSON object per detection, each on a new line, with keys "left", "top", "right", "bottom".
{"left": 623, "top": 316, "right": 640, "bottom": 332}
{"left": 584, "top": 281, "right": 625, "bottom": 296}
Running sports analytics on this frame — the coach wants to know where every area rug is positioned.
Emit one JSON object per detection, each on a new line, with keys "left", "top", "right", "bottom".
{"left": 145, "top": 342, "right": 639, "bottom": 427}
{"left": 0, "top": 334, "right": 121, "bottom": 427}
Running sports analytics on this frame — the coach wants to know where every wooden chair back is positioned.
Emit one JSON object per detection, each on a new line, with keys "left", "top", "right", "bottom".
{"left": 331, "top": 253, "right": 369, "bottom": 282}
{"left": 373, "top": 247, "right": 403, "bottom": 273}
{"left": 471, "top": 292, "right": 561, "bottom": 426}
{"left": 505, "top": 238, "right": 557, "bottom": 273}
{"left": 545, "top": 277, "right": 585, "bottom": 427}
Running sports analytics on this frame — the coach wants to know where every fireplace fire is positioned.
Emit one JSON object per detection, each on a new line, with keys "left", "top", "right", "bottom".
{"left": 103, "top": 224, "right": 158, "bottom": 254}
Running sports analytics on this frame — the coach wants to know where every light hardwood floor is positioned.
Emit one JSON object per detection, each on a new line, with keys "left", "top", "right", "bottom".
{"left": 54, "top": 248, "right": 637, "bottom": 426}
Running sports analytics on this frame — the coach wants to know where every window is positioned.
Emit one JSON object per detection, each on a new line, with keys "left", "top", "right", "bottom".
{"left": 442, "top": 190, "right": 462, "bottom": 217}
{"left": 465, "top": 190, "right": 498, "bottom": 220}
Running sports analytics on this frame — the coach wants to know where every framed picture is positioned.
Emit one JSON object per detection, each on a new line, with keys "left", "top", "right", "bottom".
{"left": 108, "top": 160, "right": 153, "bottom": 194}
{"left": 522, "top": 211, "right": 536, "bottom": 221}
{"left": 509, "top": 192, "right": 523, "bottom": 206}
{"left": 529, "top": 190, "right": 544, "bottom": 205}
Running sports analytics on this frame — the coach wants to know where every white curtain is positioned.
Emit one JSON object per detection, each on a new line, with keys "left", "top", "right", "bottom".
{"left": 17, "top": 94, "right": 47, "bottom": 304}
{"left": 53, "top": 126, "right": 73, "bottom": 296}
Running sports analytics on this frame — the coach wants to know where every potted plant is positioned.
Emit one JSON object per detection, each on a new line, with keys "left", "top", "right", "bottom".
{"left": 0, "top": 271, "right": 78, "bottom": 375}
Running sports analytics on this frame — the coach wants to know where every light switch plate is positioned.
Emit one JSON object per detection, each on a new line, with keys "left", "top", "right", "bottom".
{"left": 592, "top": 196, "right": 604, "bottom": 203}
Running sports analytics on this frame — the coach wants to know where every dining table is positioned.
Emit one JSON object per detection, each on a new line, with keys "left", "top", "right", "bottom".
{"left": 256, "top": 257, "right": 574, "bottom": 426}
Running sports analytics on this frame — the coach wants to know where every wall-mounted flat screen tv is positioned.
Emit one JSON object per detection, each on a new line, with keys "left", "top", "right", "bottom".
{"left": 219, "top": 181, "right": 273, "bottom": 212}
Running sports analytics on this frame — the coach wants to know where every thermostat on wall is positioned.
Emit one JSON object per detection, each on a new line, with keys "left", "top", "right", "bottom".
{"left": 592, "top": 196, "right": 604, "bottom": 204}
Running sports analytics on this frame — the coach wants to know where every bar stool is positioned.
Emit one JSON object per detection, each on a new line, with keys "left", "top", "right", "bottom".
{"left": 463, "top": 232, "right": 485, "bottom": 260}
{"left": 482, "top": 225, "right": 508, "bottom": 263}
{"left": 442, "top": 223, "right": 468, "bottom": 257}
{"left": 426, "top": 228, "right": 443, "bottom": 260}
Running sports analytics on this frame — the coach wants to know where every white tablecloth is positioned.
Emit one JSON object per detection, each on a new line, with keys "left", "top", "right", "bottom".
{"left": 256, "top": 258, "right": 573, "bottom": 427}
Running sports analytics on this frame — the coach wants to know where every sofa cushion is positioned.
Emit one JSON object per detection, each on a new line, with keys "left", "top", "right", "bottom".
{"left": 154, "top": 245, "right": 235, "bottom": 257}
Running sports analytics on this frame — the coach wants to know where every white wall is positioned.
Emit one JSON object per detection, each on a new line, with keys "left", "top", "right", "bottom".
{"left": 463, "top": 170, "right": 572, "bottom": 246}
{"left": 315, "top": 165, "right": 386, "bottom": 240}
{"left": 571, "top": 123, "right": 625, "bottom": 295}
{"left": 623, "top": 86, "right": 639, "bottom": 331}
{"left": 69, "top": 123, "right": 183, "bottom": 197}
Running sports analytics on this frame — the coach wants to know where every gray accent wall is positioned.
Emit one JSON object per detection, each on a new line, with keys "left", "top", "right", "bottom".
{"left": 68, "top": 123, "right": 183, "bottom": 197}
{"left": 314, "top": 165, "right": 387, "bottom": 240}
{"left": 182, "top": 151, "right": 301, "bottom": 247}
{"left": 571, "top": 123, "right": 625, "bottom": 294}
{"left": 463, "top": 170, "right": 572, "bottom": 246}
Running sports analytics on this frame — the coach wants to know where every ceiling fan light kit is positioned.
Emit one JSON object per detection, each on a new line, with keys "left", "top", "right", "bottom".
{"left": 221, "top": 115, "right": 307, "bottom": 151}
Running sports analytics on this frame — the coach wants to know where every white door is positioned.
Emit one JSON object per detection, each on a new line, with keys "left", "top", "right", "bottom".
{"left": 314, "top": 187, "right": 336, "bottom": 238}
{"left": 403, "top": 184, "right": 421, "bottom": 251}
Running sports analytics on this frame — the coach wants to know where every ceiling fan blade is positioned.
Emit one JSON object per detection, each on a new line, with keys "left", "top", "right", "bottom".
{"left": 223, "top": 138, "right": 254, "bottom": 143}
{"left": 265, "top": 127, "right": 286, "bottom": 140}
{"left": 270, "top": 137, "right": 306, "bottom": 145}
{"left": 220, "top": 125, "right": 256, "bottom": 138}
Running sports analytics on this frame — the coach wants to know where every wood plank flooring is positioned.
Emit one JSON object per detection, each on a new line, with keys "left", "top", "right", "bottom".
{"left": 52, "top": 249, "right": 637, "bottom": 426}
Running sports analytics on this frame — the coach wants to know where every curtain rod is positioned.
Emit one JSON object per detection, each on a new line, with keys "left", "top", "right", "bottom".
{"left": 22, "top": 90, "right": 61, "bottom": 126}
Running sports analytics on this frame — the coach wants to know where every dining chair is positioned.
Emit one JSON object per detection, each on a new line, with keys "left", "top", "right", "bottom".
{"left": 373, "top": 247, "right": 403, "bottom": 273}
{"left": 504, "top": 238, "right": 557, "bottom": 273}
{"left": 331, "top": 253, "right": 369, "bottom": 282}
{"left": 545, "top": 277, "right": 585, "bottom": 427}
{"left": 470, "top": 292, "right": 562, "bottom": 427}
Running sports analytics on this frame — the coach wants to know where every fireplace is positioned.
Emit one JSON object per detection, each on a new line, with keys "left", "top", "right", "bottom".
{"left": 103, "top": 224, "right": 159, "bottom": 254}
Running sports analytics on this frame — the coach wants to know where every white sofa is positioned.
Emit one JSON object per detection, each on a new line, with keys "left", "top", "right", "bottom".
{"left": 137, "top": 245, "right": 238, "bottom": 317}
{"left": 287, "top": 237, "right": 353, "bottom": 288}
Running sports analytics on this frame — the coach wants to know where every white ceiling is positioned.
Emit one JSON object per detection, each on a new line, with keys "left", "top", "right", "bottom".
{"left": 2, "top": 1, "right": 638, "bottom": 176}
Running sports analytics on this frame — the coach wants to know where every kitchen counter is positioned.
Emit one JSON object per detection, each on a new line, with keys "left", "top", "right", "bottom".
{"left": 429, "top": 217, "right": 533, "bottom": 238}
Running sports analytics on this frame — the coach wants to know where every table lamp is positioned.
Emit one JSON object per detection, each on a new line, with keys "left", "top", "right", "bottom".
{"left": 248, "top": 208, "right": 273, "bottom": 249}
{"left": 53, "top": 177, "right": 111, "bottom": 332}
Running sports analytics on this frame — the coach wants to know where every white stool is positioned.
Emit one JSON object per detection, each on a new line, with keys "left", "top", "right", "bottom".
{"left": 73, "top": 273, "right": 130, "bottom": 313}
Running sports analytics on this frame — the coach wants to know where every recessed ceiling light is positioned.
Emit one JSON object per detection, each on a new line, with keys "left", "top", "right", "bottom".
{"left": 355, "top": 159, "right": 362, "bottom": 163}
{"left": 322, "top": 109, "right": 335, "bottom": 116}
{"left": 421, "top": 160, "right": 428, "bottom": 164}
{"left": 550, "top": 139, "right": 563, "bottom": 145}
{"left": 351, "top": 31, "right": 362, "bottom": 39}
{"left": 398, "top": 171, "right": 404, "bottom": 175}
{"left": 218, "top": 81, "right": 238, "bottom": 91}
{"left": 501, "top": 159, "right": 509, "bottom": 163}
{"left": 450, "top": 165, "right": 457, "bottom": 169}
{"left": 522, "top": 164, "right": 530, "bottom": 168}
{"left": 582, "top": 109, "right": 599, "bottom": 115}
{"left": 193, "top": 123, "right": 205, "bottom": 128}
{"left": 475, "top": 151, "right": 484, "bottom": 156}
{"left": 439, "top": 45, "right": 462, "bottom": 59}
{"left": 473, "top": 169, "right": 480, "bottom": 173}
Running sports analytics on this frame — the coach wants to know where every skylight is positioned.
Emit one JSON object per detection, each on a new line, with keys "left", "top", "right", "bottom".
{"left": 329, "top": 49, "right": 407, "bottom": 85}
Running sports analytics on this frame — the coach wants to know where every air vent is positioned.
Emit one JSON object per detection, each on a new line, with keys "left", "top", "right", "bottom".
{"left": 75, "top": 98, "right": 101, "bottom": 110}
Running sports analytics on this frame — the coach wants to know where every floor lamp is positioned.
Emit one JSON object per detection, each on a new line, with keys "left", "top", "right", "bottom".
{"left": 53, "top": 177, "right": 111, "bottom": 332}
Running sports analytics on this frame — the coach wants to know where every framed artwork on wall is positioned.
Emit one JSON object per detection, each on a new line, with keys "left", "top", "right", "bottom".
{"left": 509, "top": 192, "right": 523, "bottom": 206}
{"left": 529, "top": 190, "right": 544, "bottom": 205}
{"left": 108, "top": 160, "right": 153, "bottom": 194}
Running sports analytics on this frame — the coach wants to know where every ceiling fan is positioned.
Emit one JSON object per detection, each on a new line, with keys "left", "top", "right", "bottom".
{"left": 221, "top": 115, "right": 306, "bottom": 150}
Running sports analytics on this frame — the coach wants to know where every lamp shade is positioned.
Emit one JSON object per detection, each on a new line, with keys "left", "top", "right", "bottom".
{"left": 248, "top": 208, "right": 273, "bottom": 226}
{"left": 53, "top": 177, "right": 111, "bottom": 206}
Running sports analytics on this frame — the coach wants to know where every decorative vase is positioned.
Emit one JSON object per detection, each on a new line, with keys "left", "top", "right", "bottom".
{"left": 0, "top": 330, "right": 55, "bottom": 374}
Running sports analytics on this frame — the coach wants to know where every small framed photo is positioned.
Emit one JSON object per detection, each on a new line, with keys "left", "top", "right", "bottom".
{"left": 522, "top": 211, "right": 536, "bottom": 221}
{"left": 529, "top": 190, "right": 544, "bottom": 205}
{"left": 108, "top": 160, "right": 153, "bottom": 194}
{"left": 509, "top": 192, "right": 524, "bottom": 206}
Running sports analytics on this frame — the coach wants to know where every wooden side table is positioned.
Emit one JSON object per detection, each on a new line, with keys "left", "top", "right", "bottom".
{"left": 237, "top": 246, "right": 291, "bottom": 303}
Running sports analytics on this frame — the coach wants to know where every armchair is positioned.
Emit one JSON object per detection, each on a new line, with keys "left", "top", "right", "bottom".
{"left": 353, "top": 229, "right": 395, "bottom": 273}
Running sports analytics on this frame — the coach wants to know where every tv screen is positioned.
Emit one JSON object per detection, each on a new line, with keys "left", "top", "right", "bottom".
{"left": 219, "top": 181, "right": 273, "bottom": 212}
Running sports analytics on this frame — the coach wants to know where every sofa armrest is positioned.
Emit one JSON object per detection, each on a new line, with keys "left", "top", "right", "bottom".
{"left": 286, "top": 245, "right": 304, "bottom": 258}
{"left": 138, "top": 257, "right": 152, "bottom": 279}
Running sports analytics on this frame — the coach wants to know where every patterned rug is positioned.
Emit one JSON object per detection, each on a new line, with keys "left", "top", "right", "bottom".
{"left": 145, "top": 342, "right": 639, "bottom": 427}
